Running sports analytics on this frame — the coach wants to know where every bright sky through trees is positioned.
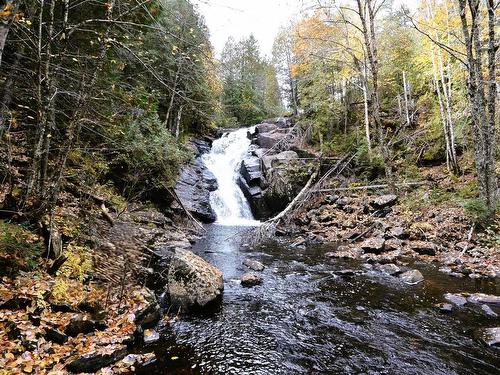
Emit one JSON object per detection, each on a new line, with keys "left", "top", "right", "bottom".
{"left": 195, "top": 0, "right": 419, "bottom": 56}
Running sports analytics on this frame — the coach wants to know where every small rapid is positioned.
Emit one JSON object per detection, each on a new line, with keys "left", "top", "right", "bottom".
{"left": 202, "top": 127, "right": 259, "bottom": 226}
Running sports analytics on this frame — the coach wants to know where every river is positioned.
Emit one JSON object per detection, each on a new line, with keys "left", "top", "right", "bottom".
{"left": 138, "top": 128, "right": 500, "bottom": 375}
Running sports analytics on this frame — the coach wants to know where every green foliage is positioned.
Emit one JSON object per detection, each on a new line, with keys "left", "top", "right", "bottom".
{"left": 108, "top": 111, "right": 192, "bottom": 199}
{"left": 220, "top": 35, "right": 283, "bottom": 126}
{"left": 0, "top": 221, "right": 42, "bottom": 276}
{"left": 58, "top": 243, "right": 93, "bottom": 282}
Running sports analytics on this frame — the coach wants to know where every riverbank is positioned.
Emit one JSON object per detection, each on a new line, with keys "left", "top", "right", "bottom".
{"left": 281, "top": 164, "right": 499, "bottom": 280}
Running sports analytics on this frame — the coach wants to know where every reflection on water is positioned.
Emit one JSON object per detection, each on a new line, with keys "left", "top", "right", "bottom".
{"left": 139, "top": 225, "right": 500, "bottom": 375}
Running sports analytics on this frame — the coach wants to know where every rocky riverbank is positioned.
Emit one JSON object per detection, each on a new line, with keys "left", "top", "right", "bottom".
{"left": 280, "top": 171, "right": 500, "bottom": 280}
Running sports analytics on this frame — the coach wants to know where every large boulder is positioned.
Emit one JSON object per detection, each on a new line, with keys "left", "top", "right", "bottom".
{"left": 262, "top": 150, "right": 298, "bottom": 172}
{"left": 174, "top": 157, "right": 217, "bottom": 223}
{"left": 240, "top": 157, "right": 263, "bottom": 186}
{"left": 167, "top": 249, "right": 224, "bottom": 310}
{"left": 256, "top": 123, "right": 278, "bottom": 134}
{"left": 257, "top": 132, "right": 285, "bottom": 149}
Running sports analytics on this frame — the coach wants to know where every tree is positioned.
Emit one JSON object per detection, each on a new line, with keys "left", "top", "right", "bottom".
{"left": 220, "top": 35, "right": 281, "bottom": 125}
{"left": 457, "top": 0, "right": 498, "bottom": 214}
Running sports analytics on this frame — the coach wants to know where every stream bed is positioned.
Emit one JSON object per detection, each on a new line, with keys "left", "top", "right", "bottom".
{"left": 139, "top": 224, "right": 499, "bottom": 375}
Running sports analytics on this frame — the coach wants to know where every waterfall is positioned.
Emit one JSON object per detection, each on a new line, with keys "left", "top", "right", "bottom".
{"left": 202, "top": 127, "right": 259, "bottom": 226}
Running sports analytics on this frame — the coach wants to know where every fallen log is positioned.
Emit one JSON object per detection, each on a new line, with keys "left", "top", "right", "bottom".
{"left": 313, "top": 181, "right": 427, "bottom": 193}
{"left": 262, "top": 165, "right": 320, "bottom": 231}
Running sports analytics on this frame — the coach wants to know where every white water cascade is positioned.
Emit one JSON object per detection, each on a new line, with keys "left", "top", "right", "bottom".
{"left": 202, "top": 127, "right": 260, "bottom": 226}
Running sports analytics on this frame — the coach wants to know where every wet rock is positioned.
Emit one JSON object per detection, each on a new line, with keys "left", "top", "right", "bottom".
{"left": 481, "top": 304, "right": 498, "bottom": 318}
{"left": 480, "top": 327, "right": 500, "bottom": 347}
{"left": 66, "top": 346, "right": 128, "bottom": 373}
{"left": 134, "top": 300, "right": 161, "bottom": 329}
{"left": 240, "top": 157, "right": 263, "bottom": 185}
{"left": 326, "top": 247, "right": 363, "bottom": 260}
{"left": 243, "top": 259, "right": 265, "bottom": 272}
{"left": 167, "top": 249, "right": 224, "bottom": 310}
{"left": 410, "top": 241, "right": 437, "bottom": 256}
{"left": 399, "top": 269, "right": 424, "bottom": 284}
{"left": 241, "top": 273, "right": 262, "bottom": 287}
{"left": 377, "top": 263, "right": 401, "bottom": 275}
{"left": 143, "top": 329, "right": 160, "bottom": 345}
{"left": 371, "top": 194, "right": 398, "bottom": 209}
{"left": 467, "top": 293, "right": 500, "bottom": 306}
{"left": 335, "top": 269, "right": 361, "bottom": 278}
{"left": 438, "top": 303, "right": 454, "bottom": 314}
{"left": 444, "top": 293, "right": 467, "bottom": 307}
{"left": 174, "top": 158, "right": 217, "bottom": 223}
{"left": 65, "top": 315, "right": 98, "bottom": 337}
{"left": 45, "top": 327, "right": 68, "bottom": 344}
{"left": 361, "top": 237, "right": 385, "bottom": 254}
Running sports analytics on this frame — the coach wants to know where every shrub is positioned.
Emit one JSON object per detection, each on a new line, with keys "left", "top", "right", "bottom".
{"left": 0, "top": 221, "right": 42, "bottom": 276}
{"left": 108, "top": 112, "right": 192, "bottom": 202}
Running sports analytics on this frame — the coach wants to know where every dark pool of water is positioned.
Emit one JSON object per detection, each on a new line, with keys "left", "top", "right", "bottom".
{"left": 138, "top": 225, "right": 500, "bottom": 375}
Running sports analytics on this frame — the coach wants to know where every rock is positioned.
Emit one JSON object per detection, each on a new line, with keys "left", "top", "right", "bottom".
{"left": 480, "top": 327, "right": 500, "bottom": 347}
{"left": 438, "top": 303, "right": 454, "bottom": 313}
{"left": 326, "top": 247, "right": 363, "bottom": 260}
{"left": 257, "top": 132, "right": 284, "bottom": 149}
{"left": 45, "top": 327, "right": 68, "bottom": 344}
{"left": 51, "top": 302, "right": 77, "bottom": 313}
{"left": 399, "top": 269, "right": 424, "bottom": 284}
{"left": 389, "top": 226, "right": 407, "bottom": 239}
{"left": 361, "top": 237, "right": 386, "bottom": 254}
{"left": 467, "top": 293, "right": 500, "bottom": 306}
{"left": 143, "top": 329, "right": 160, "bottom": 345}
{"left": 240, "top": 157, "right": 263, "bottom": 185}
{"left": 66, "top": 346, "right": 128, "bottom": 373}
{"left": 275, "top": 117, "right": 292, "bottom": 128}
{"left": 291, "top": 236, "right": 306, "bottom": 248}
{"left": 174, "top": 158, "right": 217, "bottom": 223}
{"left": 243, "top": 259, "right": 265, "bottom": 272}
{"left": 322, "top": 195, "right": 338, "bottom": 205}
{"left": 481, "top": 304, "right": 498, "bottom": 318}
{"left": 371, "top": 194, "right": 398, "bottom": 209}
{"left": 241, "top": 273, "right": 262, "bottom": 287}
{"left": 444, "top": 293, "right": 467, "bottom": 307}
{"left": 134, "top": 301, "right": 161, "bottom": 329}
{"left": 377, "top": 263, "right": 401, "bottom": 275}
{"left": 256, "top": 122, "right": 278, "bottom": 133}
{"left": 384, "top": 238, "right": 403, "bottom": 251}
{"left": 77, "top": 300, "right": 104, "bottom": 319}
{"left": 0, "top": 296, "right": 31, "bottom": 310}
{"left": 167, "top": 249, "right": 224, "bottom": 310}
{"left": 335, "top": 269, "right": 360, "bottom": 278}
{"left": 261, "top": 150, "right": 299, "bottom": 172}
{"left": 410, "top": 241, "right": 437, "bottom": 256}
{"left": 65, "top": 316, "right": 98, "bottom": 337}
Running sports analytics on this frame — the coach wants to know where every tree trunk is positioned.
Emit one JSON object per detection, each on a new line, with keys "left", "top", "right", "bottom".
{"left": 458, "top": 0, "right": 498, "bottom": 215}
{"left": 0, "top": 1, "right": 18, "bottom": 67}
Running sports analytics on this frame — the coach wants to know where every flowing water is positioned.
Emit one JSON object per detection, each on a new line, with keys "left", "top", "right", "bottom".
{"left": 138, "top": 129, "right": 500, "bottom": 375}
{"left": 201, "top": 127, "right": 259, "bottom": 226}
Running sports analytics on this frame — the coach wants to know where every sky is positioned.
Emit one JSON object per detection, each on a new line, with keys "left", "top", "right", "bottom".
{"left": 194, "top": 0, "right": 420, "bottom": 58}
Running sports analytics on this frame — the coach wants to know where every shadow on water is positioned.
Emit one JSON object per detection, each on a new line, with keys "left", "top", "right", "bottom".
{"left": 137, "top": 224, "right": 500, "bottom": 375}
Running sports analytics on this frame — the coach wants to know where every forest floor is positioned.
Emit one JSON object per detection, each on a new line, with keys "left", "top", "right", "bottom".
{"left": 285, "top": 164, "right": 500, "bottom": 280}
{"left": 0, "top": 191, "right": 199, "bottom": 374}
